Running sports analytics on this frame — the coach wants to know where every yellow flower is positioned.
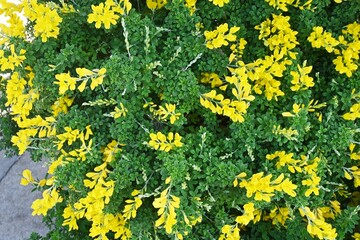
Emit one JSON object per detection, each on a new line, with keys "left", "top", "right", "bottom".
{"left": 88, "top": 1, "right": 122, "bottom": 29}
{"left": 299, "top": 207, "right": 338, "bottom": 240}
{"left": 23, "top": 1, "right": 62, "bottom": 42}
{"left": 33, "top": 8, "right": 62, "bottom": 42}
{"left": 123, "top": 194, "right": 143, "bottom": 220}
{"left": 20, "top": 169, "right": 35, "bottom": 186}
{"left": 267, "top": 207, "right": 290, "bottom": 226}
{"left": 11, "top": 128, "right": 37, "bottom": 154}
{"left": 279, "top": 178, "right": 297, "bottom": 197}
{"left": 155, "top": 103, "right": 181, "bottom": 124}
{"left": 235, "top": 202, "right": 255, "bottom": 225}
{"left": 62, "top": 205, "right": 80, "bottom": 230}
{"left": 32, "top": 188, "right": 63, "bottom": 216}
{"left": 343, "top": 103, "right": 360, "bottom": 120}
{"left": 76, "top": 67, "right": 94, "bottom": 77}
{"left": 51, "top": 96, "right": 74, "bottom": 116}
{"left": 204, "top": 23, "right": 240, "bottom": 49}
{"left": 219, "top": 224, "right": 241, "bottom": 240}
{"left": 148, "top": 132, "right": 183, "bottom": 152}
{"left": 0, "top": 13, "right": 26, "bottom": 38}
{"left": 290, "top": 61, "right": 314, "bottom": 91}
{"left": 238, "top": 172, "right": 297, "bottom": 202}
{"left": 146, "top": 0, "right": 167, "bottom": 11}
{"left": 302, "top": 174, "right": 321, "bottom": 197}
{"left": 54, "top": 72, "right": 77, "bottom": 95}
{"left": 282, "top": 103, "right": 304, "bottom": 117}
{"left": 0, "top": 45, "right": 26, "bottom": 71}
{"left": 353, "top": 233, "right": 360, "bottom": 240}
{"left": 208, "top": 0, "right": 230, "bottom": 7}
{"left": 185, "top": 0, "right": 196, "bottom": 14}
{"left": 266, "top": 151, "right": 302, "bottom": 173}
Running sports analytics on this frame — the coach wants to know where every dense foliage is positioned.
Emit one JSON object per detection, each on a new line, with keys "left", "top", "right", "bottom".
{"left": 0, "top": 0, "right": 360, "bottom": 239}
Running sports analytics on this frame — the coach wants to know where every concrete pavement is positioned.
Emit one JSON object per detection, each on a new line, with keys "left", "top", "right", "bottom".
{"left": 0, "top": 151, "right": 48, "bottom": 240}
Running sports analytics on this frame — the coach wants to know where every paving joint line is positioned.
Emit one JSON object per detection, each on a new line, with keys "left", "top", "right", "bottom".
{"left": 0, "top": 155, "right": 22, "bottom": 184}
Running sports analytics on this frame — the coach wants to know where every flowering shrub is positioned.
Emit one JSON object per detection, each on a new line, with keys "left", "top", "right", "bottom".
{"left": 0, "top": 0, "right": 360, "bottom": 239}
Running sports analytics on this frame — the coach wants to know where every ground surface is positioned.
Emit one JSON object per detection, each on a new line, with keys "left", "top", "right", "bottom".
{"left": 0, "top": 151, "right": 48, "bottom": 240}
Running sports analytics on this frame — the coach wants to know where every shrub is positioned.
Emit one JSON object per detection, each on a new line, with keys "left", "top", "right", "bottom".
{"left": 1, "top": 0, "right": 360, "bottom": 239}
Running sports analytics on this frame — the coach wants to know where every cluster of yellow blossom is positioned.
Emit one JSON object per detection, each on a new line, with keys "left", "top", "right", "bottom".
{"left": 343, "top": 103, "right": 360, "bottom": 121}
{"left": 219, "top": 223, "right": 241, "bottom": 240}
{"left": 220, "top": 14, "right": 299, "bottom": 102}
{"left": 54, "top": 67, "right": 107, "bottom": 95}
{"left": 62, "top": 141, "right": 131, "bottom": 239}
{"left": 228, "top": 38, "right": 247, "bottom": 63}
{"left": 0, "top": 44, "right": 26, "bottom": 71}
{"left": 204, "top": 23, "right": 239, "bottom": 49}
{"left": 11, "top": 116, "right": 57, "bottom": 154}
{"left": 146, "top": 0, "right": 167, "bottom": 11}
{"left": 354, "top": 233, "right": 360, "bottom": 240}
{"left": 54, "top": 126, "right": 93, "bottom": 163}
{"left": 200, "top": 73, "right": 223, "bottom": 88}
{"left": 221, "top": 202, "right": 297, "bottom": 239}
{"left": 122, "top": 189, "right": 143, "bottom": 221}
{"left": 235, "top": 202, "right": 261, "bottom": 225}
{"left": 51, "top": 95, "right": 74, "bottom": 117}
{"left": 0, "top": 14, "right": 25, "bottom": 40}
{"left": 234, "top": 172, "right": 297, "bottom": 202}
{"left": 349, "top": 143, "right": 360, "bottom": 161}
{"left": 208, "top": 0, "right": 230, "bottom": 7}
{"left": 152, "top": 177, "right": 181, "bottom": 234}
{"left": 20, "top": 168, "right": 53, "bottom": 187}
{"left": 308, "top": 22, "right": 360, "bottom": 77}
{"left": 32, "top": 188, "right": 63, "bottom": 216}
{"left": 0, "top": 0, "right": 25, "bottom": 43}
{"left": 256, "top": 14, "right": 298, "bottom": 59}
{"left": 102, "top": 140, "right": 124, "bottom": 162}
{"left": 301, "top": 156, "right": 321, "bottom": 196}
{"left": 290, "top": 60, "right": 315, "bottom": 91}
{"left": 272, "top": 125, "right": 299, "bottom": 141}
{"left": 265, "top": 0, "right": 313, "bottom": 11}
{"left": 88, "top": 0, "right": 131, "bottom": 29}
{"left": 220, "top": 198, "right": 342, "bottom": 239}
{"left": 241, "top": 55, "right": 288, "bottom": 101}
{"left": 107, "top": 102, "right": 128, "bottom": 119}
{"left": 3, "top": 62, "right": 62, "bottom": 154}
{"left": 200, "top": 90, "right": 249, "bottom": 123}
{"left": 82, "top": 98, "right": 127, "bottom": 120}
{"left": 146, "top": 0, "right": 198, "bottom": 13}
{"left": 148, "top": 132, "right": 183, "bottom": 152}
{"left": 0, "top": 0, "right": 76, "bottom": 43}
{"left": 179, "top": 211, "right": 202, "bottom": 238}
{"left": 200, "top": 66, "right": 255, "bottom": 122}
{"left": 299, "top": 207, "right": 338, "bottom": 240}
{"left": 266, "top": 151, "right": 322, "bottom": 197}
{"left": 263, "top": 206, "right": 290, "bottom": 226}
{"left": 5, "top": 69, "right": 35, "bottom": 118}
{"left": 144, "top": 102, "right": 181, "bottom": 124}
{"left": 343, "top": 89, "right": 360, "bottom": 121}
{"left": 282, "top": 99, "right": 326, "bottom": 121}
{"left": 219, "top": 202, "right": 259, "bottom": 239}
{"left": 343, "top": 144, "right": 360, "bottom": 187}
{"left": 23, "top": 0, "right": 62, "bottom": 42}
{"left": 184, "top": 0, "right": 197, "bottom": 14}
{"left": 266, "top": 151, "right": 302, "bottom": 173}
{"left": 318, "top": 200, "right": 341, "bottom": 220}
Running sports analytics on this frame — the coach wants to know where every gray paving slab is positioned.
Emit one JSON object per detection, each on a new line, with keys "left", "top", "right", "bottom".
{"left": 0, "top": 153, "right": 20, "bottom": 182}
{"left": 0, "top": 151, "right": 48, "bottom": 240}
